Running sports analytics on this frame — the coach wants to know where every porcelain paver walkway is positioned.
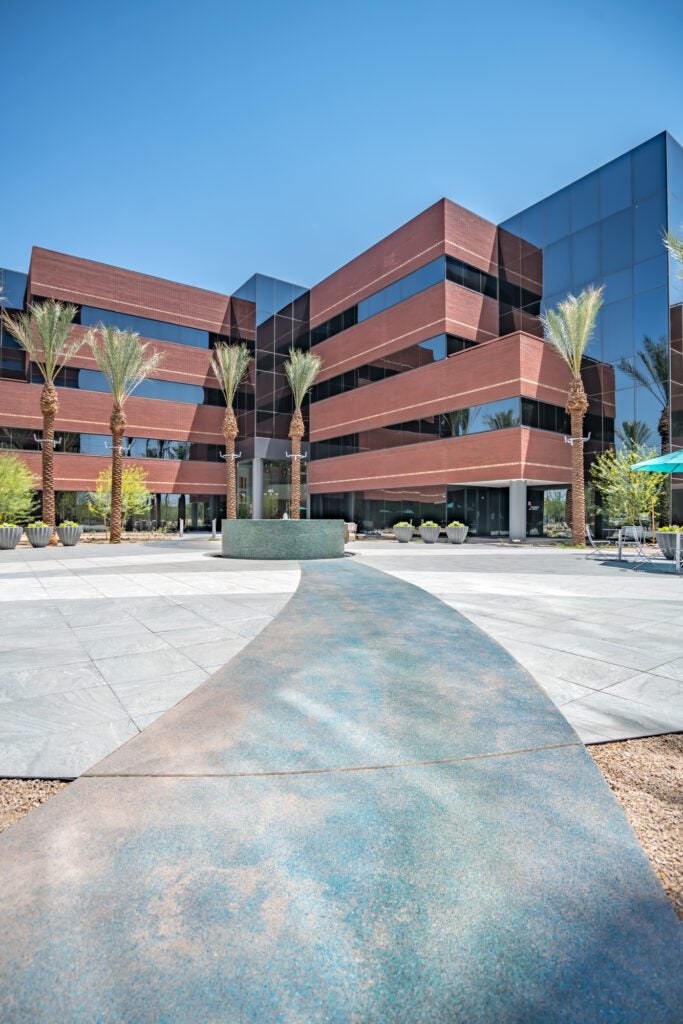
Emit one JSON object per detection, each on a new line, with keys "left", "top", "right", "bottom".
{"left": 0, "top": 559, "right": 680, "bottom": 1022}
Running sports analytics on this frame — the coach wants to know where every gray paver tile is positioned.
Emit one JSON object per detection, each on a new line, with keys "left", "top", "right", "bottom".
{"left": 603, "top": 672, "right": 683, "bottom": 713}
{"left": 0, "top": 661, "right": 107, "bottom": 704}
{"left": 0, "top": 685, "right": 132, "bottom": 740}
{"left": 180, "top": 636, "right": 250, "bottom": 671}
{"left": 109, "top": 667, "right": 209, "bottom": 718}
{"left": 93, "top": 647, "right": 205, "bottom": 686}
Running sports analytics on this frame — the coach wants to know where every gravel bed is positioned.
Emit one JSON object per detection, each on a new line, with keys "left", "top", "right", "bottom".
{"left": 590, "top": 733, "right": 682, "bottom": 919}
{"left": 0, "top": 779, "right": 67, "bottom": 833}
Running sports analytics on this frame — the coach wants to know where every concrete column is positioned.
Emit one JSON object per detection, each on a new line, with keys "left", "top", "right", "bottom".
{"left": 252, "top": 458, "right": 264, "bottom": 520}
{"left": 509, "top": 480, "right": 527, "bottom": 541}
{"left": 344, "top": 492, "right": 355, "bottom": 522}
{"left": 306, "top": 492, "right": 311, "bottom": 520}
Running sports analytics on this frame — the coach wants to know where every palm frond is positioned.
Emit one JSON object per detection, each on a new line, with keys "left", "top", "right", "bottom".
{"left": 618, "top": 335, "right": 668, "bottom": 405}
{"left": 284, "top": 348, "right": 323, "bottom": 410}
{"left": 540, "top": 285, "right": 604, "bottom": 378}
{"left": 664, "top": 231, "right": 683, "bottom": 271}
{"left": 210, "top": 343, "right": 252, "bottom": 406}
{"left": 1, "top": 299, "right": 80, "bottom": 382}
{"left": 87, "top": 327, "right": 164, "bottom": 404}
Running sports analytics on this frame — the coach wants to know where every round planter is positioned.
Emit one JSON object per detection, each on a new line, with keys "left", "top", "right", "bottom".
{"left": 0, "top": 526, "right": 22, "bottom": 550}
{"left": 419, "top": 525, "right": 441, "bottom": 544}
{"left": 57, "top": 525, "right": 83, "bottom": 547}
{"left": 446, "top": 524, "right": 469, "bottom": 544}
{"left": 393, "top": 525, "right": 415, "bottom": 544}
{"left": 25, "top": 526, "right": 53, "bottom": 548}
{"left": 656, "top": 530, "right": 682, "bottom": 560}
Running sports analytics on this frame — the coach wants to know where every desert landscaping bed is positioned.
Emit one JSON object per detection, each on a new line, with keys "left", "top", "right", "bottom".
{"left": 1, "top": 734, "right": 681, "bottom": 921}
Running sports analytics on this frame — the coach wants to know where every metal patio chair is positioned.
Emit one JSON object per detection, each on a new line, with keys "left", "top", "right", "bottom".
{"left": 585, "top": 523, "right": 610, "bottom": 558}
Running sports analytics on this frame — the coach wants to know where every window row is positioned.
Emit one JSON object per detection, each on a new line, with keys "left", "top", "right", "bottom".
{"left": 0, "top": 427, "right": 226, "bottom": 462}
{"left": 310, "top": 257, "right": 542, "bottom": 346}
{"left": 310, "top": 397, "right": 614, "bottom": 459}
{"left": 309, "top": 334, "right": 476, "bottom": 403}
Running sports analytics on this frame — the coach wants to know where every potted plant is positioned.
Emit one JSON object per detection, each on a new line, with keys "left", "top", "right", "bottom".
{"left": 25, "top": 520, "right": 54, "bottom": 548}
{"left": 0, "top": 523, "right": 23, "bottom": 550}
{"left": 419, "top": 520, "right": 441, "bottom": 544}
{"left": 656, "top": 525, "right": 683, "bottom": 560}
{"left": 57, "top": 520, "right": 83, "bottom": 547}
{"left": 446, "top": 520, "right": 469, "bottom": 544}
{"left": 392, "top": 521, "right": 415, "bottom": 544}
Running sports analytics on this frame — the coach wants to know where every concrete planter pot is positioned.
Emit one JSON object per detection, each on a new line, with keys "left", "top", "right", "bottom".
{"left": 393, "top": 525, "right": 415, "bottom": 544}
{"left": 0, "top": 526, "right": 22, "bottom": 550}
{"left": 446, "top": 524, "right": 469, "bottom": 544}
{"left": 25, "top": 526, "right": 53, "bottom": 548}
{"left": 656, "top": 530, "right": 682, "bottom": 560}
{"left": 419, "top": 525, "right": 441, "bottom": 544}
{"left": 57, "top": 525, "right": 83, "bottom": 547}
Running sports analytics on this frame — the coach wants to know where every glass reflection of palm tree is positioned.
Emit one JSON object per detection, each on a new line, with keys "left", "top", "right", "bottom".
{"left": 483, "top": 408, "right": 519, "bottom": 431}
{"left": 616, "top": 419, "right": 652, "bottom": 449}
{"left": 618, "top": 337, "right": 669, "bottom": 453}
{"left": 441, "top": 407, "right": 480, "bottom": 437}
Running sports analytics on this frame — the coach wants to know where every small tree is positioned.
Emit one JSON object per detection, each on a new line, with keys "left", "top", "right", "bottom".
{"left": 589, "top": 445, "right": 667, "bottom": 526}
{"left": 0, "top": 453, "right": 38, "bottom": 524}
{"left": 87, "top": 465, "right": 152, "bottom": 530}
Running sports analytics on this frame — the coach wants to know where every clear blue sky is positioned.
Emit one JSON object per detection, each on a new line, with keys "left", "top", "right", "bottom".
{"left": 3, "top": 0, "right": 682, "bottom": 293}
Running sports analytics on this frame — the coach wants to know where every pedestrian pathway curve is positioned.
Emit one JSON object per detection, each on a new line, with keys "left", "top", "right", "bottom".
{"left": 0, "top": 559, "right": 680, "bottom": 1022}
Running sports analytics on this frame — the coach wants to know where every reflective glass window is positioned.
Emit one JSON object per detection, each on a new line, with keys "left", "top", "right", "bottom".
{"left": 633, "top": 192, "right": 667, "bottom": 263}
{"left": 599, "top": 154, "right": 632, "bottom": 218}
{"left": 80, "top": 306, "right": 209, "bottom": 349}
{"left": 634, "top": 254, "right": 667, "bottom": 294}
{"left": 544, "top": 189, "right": 571, "bottom": 245}
{"left": 571, "top": 225, "right": 600, "bottom": 285}
{"left": 631, "top": 134, "right": 666, "bottom": 201}
{"left": 0, "top": 269, "right": 27, "bottom": 310}
{"left": 78, "top": 369, "right": 205, "bottom": 404}
{"left": 600, "top": 209, "right": 633, "bottom": 275}
{"left": 602, "top": 268, "right": 632, "bottom": 304}
{"left": 602, "top": 298, "right": 633, "bottom": 365}
{"left": 543, "top": 238, "right": 571, "bottom": 295}
{"left": 633, "top": 287, "right": 668, "bottom": 347}
{"left": 571, "top": 172, "right": 600, "bottom": 231}
{"left": 358, "top": 258, "right": 443, "bottom": 321}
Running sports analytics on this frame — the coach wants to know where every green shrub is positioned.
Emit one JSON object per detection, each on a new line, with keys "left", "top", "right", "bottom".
{"left": 393, "top": 521, "right": 413, "bottom": 529}
{"left": 59, "top": 520, "right": 79, "bottom": 528}
{"left": 447, "top": 520, "right": 465, "bottom": 528}
{"left": 27, "top": 520, "right": 49, "bottom": 529}
{"left": 658, "top": 525, "right": 683, "bottom": 532}
{"left": 0, "top": 453, "right": 38, "bottom": 525}
{"left": 420, "top": 521, "right": 440, "bottom": 528}
{"left": 0, "top": 523, "right": 18, "bottom": 529}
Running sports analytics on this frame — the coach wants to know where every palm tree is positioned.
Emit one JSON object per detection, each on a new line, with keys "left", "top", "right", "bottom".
{"left": 617, "top": 336, "right": 669, "bottom": 452}
{"left": 86, "top": 327, "right": 163, "bottom": 543}
{"left": 1, "top": 300, "right": 81, "bottom": 539}
{"left": 210, "top": 343, "right": 252, "bottom": 519}
{"left": 284, "top": 348, "right": 322, "bottom": 520}
{"left": 616, "top": 419, "right": 652, "bottom": 449}
{"left": 541, "top": 286, "right": 604, "bottom": 546}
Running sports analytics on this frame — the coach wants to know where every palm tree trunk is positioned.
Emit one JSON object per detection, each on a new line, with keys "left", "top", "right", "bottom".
{"left": 223, "top": 408, "right": 238, "bottom": 520}
{"left": 40, "top": 383, "right": 59, "bottom": 545}
{"left": 289, "top": 409, "right": 304, "bottom": 520}
{"left": 109, "top": 404, "right": 126, "bottom": 544}
{"left": 567, "top": 378, "right": 588, "bottom": 547}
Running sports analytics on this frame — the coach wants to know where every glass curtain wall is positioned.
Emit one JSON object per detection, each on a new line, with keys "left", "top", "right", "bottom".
{"left": 501, "top": 131, "right": 676, "bottom": 526}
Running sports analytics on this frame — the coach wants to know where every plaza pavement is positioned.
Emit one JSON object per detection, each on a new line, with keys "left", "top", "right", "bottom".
{"left": 355, "top": 541, "right": 683, "bottom": 743}
{"left": 0, "top": 538, "right": 298, "bottom": 777}
{"left": 0, "top": 557, "right": 680, "bottom": 1022}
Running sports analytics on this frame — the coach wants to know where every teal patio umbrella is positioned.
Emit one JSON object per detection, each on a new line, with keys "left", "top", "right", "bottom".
{"left": 632, "top": 451, "right": 683, "bottom": 473}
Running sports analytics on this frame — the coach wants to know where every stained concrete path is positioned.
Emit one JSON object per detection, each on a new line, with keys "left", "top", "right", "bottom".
{"left": 0, "top": 559, "right": 680, "bottom": 1023}
{"left": 354, "top": 542, "right": 683, "bottom": 743}
{"left": 0, "top": 540, "right": 299, "bottom": 777}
